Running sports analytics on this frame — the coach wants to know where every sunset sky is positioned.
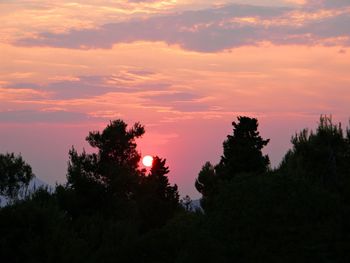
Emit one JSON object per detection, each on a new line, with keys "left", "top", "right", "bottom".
{"left": 1, "top": 0, "right": 349, "bottom": 198}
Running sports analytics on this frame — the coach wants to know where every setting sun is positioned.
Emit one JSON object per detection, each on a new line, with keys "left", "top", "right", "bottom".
{"left": 142, "top": 155, "right": 153, "bottom": 167}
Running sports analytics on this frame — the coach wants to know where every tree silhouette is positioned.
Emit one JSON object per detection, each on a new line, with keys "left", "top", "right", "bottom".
{"left": 0, "top": 153, "right": 34, "bottom": 201}
{"left": 216, "top": 116, "right": 270, "bottom": 179}
{"left": 278, "top": 115, "right": 350, "bottom": 191}
{"left": 195, "top": 162, "right": 216, "bottom": 196}
{"left": 195, "top": 161, "right": 217, "bottom": 209}
{"left": 195, "top": 117, "right": 270, "bottom": 209}
{"left": 137, "top": 156, "right": 179, "bottom": 231}
{"left": 2, "top": 116, "right": 350, "bottom": 262}
{"left": 65, "top": 120, "right": 145, "bottom": 216}
{"left": 148, "top": 156, "right": 179, "bottom": 205}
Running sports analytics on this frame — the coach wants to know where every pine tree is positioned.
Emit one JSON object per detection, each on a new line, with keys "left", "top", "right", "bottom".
{"left": 65, "top": 120, "right": 145, "bottom": 216}
{"left": 137, "top": 156, "right": 179, "bottom": 231}
{"left": 217, "top": 116, "right": 270, "bottom": 179}
{"left": 195, "top": 116, "right": 270, "bottom": 211}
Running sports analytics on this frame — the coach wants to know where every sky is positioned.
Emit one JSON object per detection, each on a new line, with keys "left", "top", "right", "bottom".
{"left": 1, "top": 0, "right": 350, "bottom": 198}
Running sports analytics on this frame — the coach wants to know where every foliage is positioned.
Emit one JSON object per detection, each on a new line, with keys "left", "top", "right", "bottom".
{"left": 195, "top": 161, "right": 216, "bottom": 197}
{"left": 65, "top": 120, "right": 145, "bottom": 218}
{"left": 200, "top": 173, "right": 348, "bottom": 262}
{"left": 195, "top": 116, "right": 270, "bottom": 210}
{"left": 60, "top": 120, "right": 180, "bottom": 230}
{"left": 216, "top": 116, "right": 270, "bottom": 179}
{"left": 137, "top": 156, "right": 180, "bottom": 231}
{"left": 0, "top": 152, "right": 34, "bottom": 201}
{"left": 2, "top": 116, "right": 350, "bottom": 262}
{"left": 195, "top": 161, "right": 217, "bottom": 209}
{"left": 68, "top": 119, "right": 144, "bottom": 196}
{"left": 278, "top": 115, "right": 350, "bottom": 191}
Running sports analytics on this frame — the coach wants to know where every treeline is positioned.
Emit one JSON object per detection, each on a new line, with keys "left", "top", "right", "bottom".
{"left": 1, "top": 116, "right": 350, "bottom": 262}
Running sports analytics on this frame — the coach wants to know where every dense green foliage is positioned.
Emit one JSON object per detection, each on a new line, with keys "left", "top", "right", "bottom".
{"left": 1, "top": 116, "right": 350, "bottom": 262}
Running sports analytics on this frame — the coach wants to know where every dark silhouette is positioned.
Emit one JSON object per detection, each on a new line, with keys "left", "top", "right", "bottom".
{"left": 196, "top": 116, "right": 270, "bottom": 210}
{"left": 1, "top": 116, "right": 350, "bottom": 263}
{"left": 0, "top": 153, "right": 34, "bottom": 201}
{"left": 58, "top": 120, "right": 180, "bottom": 228}
{"left": 278, "top": 115, "right": 350, "bottom": 191}
{"left": 64, "top": 119, "right": 145, "bottom": 217}
{"left": 137, "top": 156, "right": 179, "bottom": 231}
{"left": 195, "top": 161, "right": 217, "bottom": 209}
{"left": 217, "top": 116, "right": 270, "bottom": 178}
{"left": 181, "top": 195, "right": 192, "bottom": 211}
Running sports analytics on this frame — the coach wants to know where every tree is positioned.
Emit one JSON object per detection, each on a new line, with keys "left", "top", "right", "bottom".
{"left": 195, "top": 117, "right": 270, "bottom": 208}
{"left": 195, "top": 162, "right": 217, "bottom": 209}
{"left": 65, "top": 120, "right": 145, "bottom": 217}
{"left": 137, "top": 156, "right": 179, "bottom": 231}
{"left": 278, "top": 115, "right": 350, "bottom": 191}
{"left": 0, "top": 153, "right": 34, "bottom": 201}
{"left": 195, "top": 162, "right": 216, "bottom": 196}
{"left": 148, "top": 156, "right": 179, "bottom": 205}
{"left": 216, "top": 116, "right": 270, "bottom": 179}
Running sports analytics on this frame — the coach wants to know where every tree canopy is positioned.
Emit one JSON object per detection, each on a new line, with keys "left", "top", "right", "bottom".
{"left": 195, "top": 116, "right": 270, "bottom": 210}
{"left": 2, "top": 116, "right": 350, "bottom": 263}
{"left": 68, "top": 120, "right": 145, "bottom": 196}
{"left": 61, "top": 119, "right": 180, "bottom": 226}
{"left": 137, "top": 156, "right": 180, "bottom": 231}
{"left": 217, "top": 116, "right": 270, "bottom": 178}
{"left": 278, "top": 115, "right": 350, "bottom": 191}
{"left": 0, "top": 153, "right": 34, "bottom": 201}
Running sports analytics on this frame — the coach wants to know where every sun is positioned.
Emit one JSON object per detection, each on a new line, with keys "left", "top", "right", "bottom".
{"left": 142, "top": 155, "right": 153, "bottom": 167}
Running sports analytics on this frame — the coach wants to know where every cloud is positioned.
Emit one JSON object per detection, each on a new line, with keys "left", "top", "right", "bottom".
{"left": 14, "top": 4, "right": 292, "bottom": 52}
{"left": 11, "top": 78, "right": 114, "bottom": 100}
{"left": 0, "top": 110, "right": 94, "bottom": 123}
{"left": 305, "top": 13, "right": 350, "bottom": 38}
{"left": 14, "top": 2, "right": 350, "bottom": 52}
{"left": 141, "top": 91, "right": 212, "bottom": 112}
{"left": 127, "top": 0, "right": 159, "bottom": 2}
{"left": 143, "top": 92, "right": 199, "bottom": 102}
{"left": 10, "top": 72, "right": 169, "bottom": 100}
{"left": 5, "top": 75, "right": 214, "bottom": 113}
{"left": 126, "top": 69, "right": 156, "bottom": 76}
{"left": 0, "top": 87, "right": 48, "bottom": 101}
{"left": 305, "top": 0, "right": 350, "bottom": 9}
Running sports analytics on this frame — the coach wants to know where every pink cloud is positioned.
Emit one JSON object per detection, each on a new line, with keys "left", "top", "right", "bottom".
{"left": 14, "top": 3, "right": 350, "bottom": 52}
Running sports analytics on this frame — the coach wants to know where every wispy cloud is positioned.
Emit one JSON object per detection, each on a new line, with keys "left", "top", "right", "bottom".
{"left": 0, "top": 87, "right": 48, "bottom": 101}
{"left": 3, "top": 73, "right": 214, "bottom": 114}
{"left": 140, "top": 91, "right": 213, "bottom": 112}
{"left": 14, "top": 2, "right": 350, "bottom": 52}
{"left": 0, "top": 110, "right": 94, "bottom": 123}
{"left": 7, "top": 71, "right": 170, "bottom": 100}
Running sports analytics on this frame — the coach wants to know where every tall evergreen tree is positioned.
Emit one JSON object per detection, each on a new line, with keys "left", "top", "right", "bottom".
{"left": 216, "top": 116, "right": 270, "bottom": 179}
{"left": 195, "top": 116, "right": 270, "bottom": 210}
